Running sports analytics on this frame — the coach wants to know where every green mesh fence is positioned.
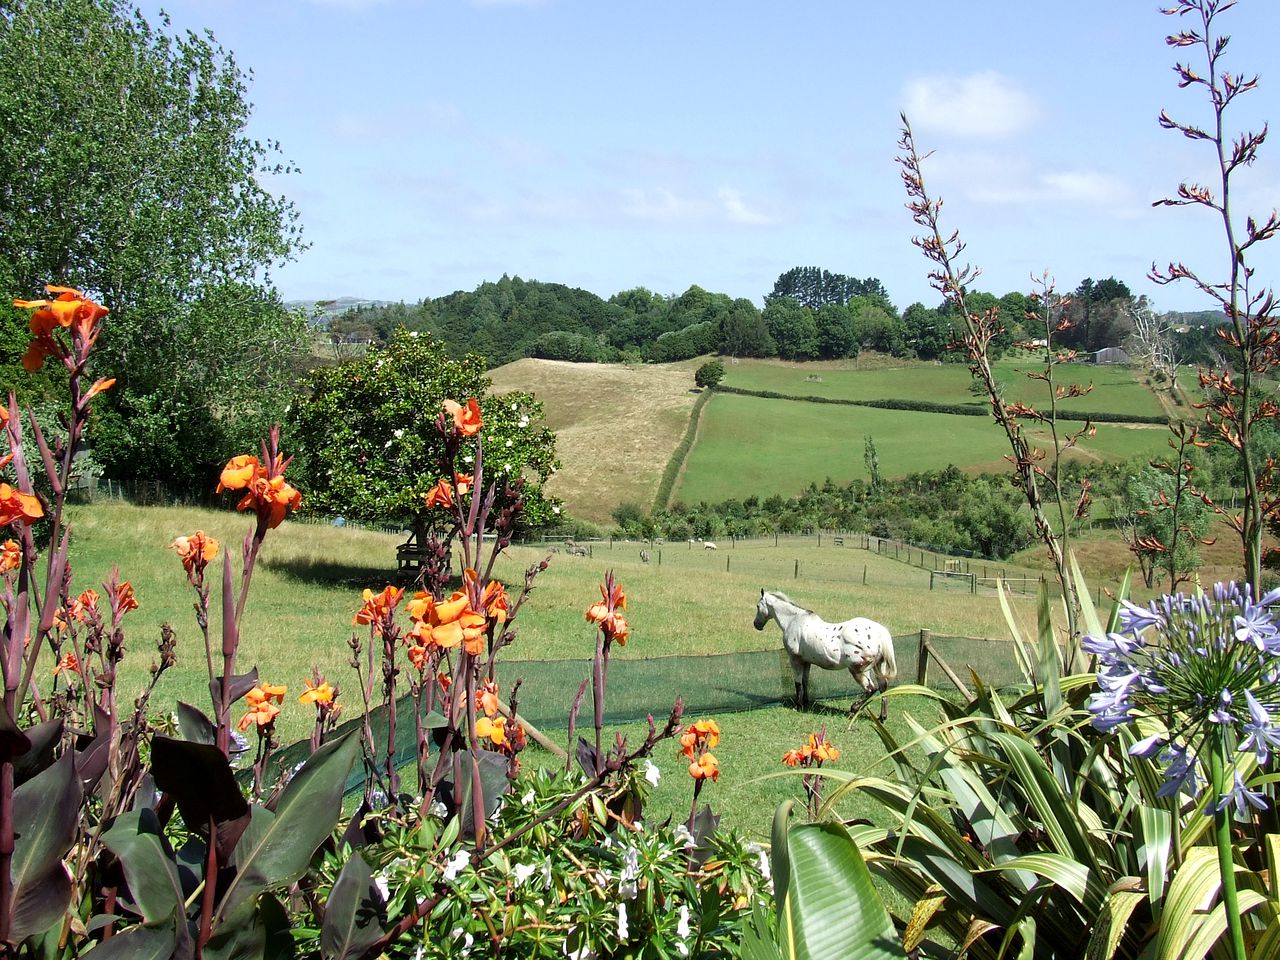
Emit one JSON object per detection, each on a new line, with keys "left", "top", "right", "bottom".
{"left": 266, "top": 633, "right": 1027, "bottom": 796}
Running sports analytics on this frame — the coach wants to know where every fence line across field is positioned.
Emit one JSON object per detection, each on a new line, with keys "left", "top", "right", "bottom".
{"left": 265, "top": 630, "right": 1028, "bottom": 796}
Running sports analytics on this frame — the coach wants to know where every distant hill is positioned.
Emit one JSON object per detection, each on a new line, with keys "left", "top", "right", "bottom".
{"left": 285, "top": 297, "right": 391, "bottom": 328}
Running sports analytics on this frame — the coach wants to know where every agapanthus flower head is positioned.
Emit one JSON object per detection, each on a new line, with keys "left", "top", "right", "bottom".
{"left": 1089, "top": 582, "right": 1280, "bottom": 811}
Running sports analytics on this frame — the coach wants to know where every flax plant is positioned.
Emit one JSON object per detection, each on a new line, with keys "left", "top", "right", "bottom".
{"left": 1151, "top": 0, "right": 1280, "bottom": 590}
{"left": 897, "top": 122, "right": 1086, "bottom": 664}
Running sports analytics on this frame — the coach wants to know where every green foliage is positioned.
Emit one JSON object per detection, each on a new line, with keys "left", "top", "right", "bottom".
{"left": 763, "top": 298, "right": 819, "bottom": 360}
{"left": 0, "top": 0, "right": 307, "bottom": 487}
{"left": 745, "top": 801, "right": 903, "bottom": 960}
{"left": 695, "top": 359, "right": 726, "bottom": 389}
{"left": 766, "top": 266, "right": 892, "bottom": 313}
{"left": 290, "top": 329, "right": 560, "bottom": 528}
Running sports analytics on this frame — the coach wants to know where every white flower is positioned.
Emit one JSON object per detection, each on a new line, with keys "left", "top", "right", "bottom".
{"left": 502, "top": 463, "right": 512, "bottom": 472}
{"left": 521, "top": 788, "right": 536, "bottom": 804}
{"left": 518, "top": 416, "right": 529, "bottom": 427}
{"left": 511, "top": 861, "right": 537, "bottom": 886}
{"left": 412, "top": 945, "right": 424, "bottom": 960}
{"left": 677, "top": 904, "right": 691, "bottom": 939}
{"left": 393, "top": 428, "right": 404, "bottom": 439}
{"left": 510, "top": 403, "right": 518, "bottom": 411}
{"left": 619, "top": 846, "right": 640, "bottom": 900}
{"left": 448, "top": 927, "right": 473, "bottom": 955}
{"left": 565, "top": 933, "right": 595, "bottom": 960}
{"left": 409, "top": 331, "right": 419, "bottom": 338}
{"left": 443, "top": 850, "right": 471, "bottom": 881}
{"left": 746, "top": 841, "right": 773, "bottom": 892}
{"left": 674, "top": 824, "right": 695, "bottom": 849}
{"left": 464, "top": 453, "right": 473, "bottom": 462}
{"left": 428, "top": 800, "right": 448, "bottom": 820}
{"left": 505, "top": 438, "right": 513, "bottom": 447}
{"left": 553, "top": 506, "right": 561, "bottom": 514}
{"left": 383, "top": 439, "right": 394, "bottom": 448}
{"left": 616, "top": 902, "right": 629, "bottom": 941}
{"left": 373, "top": 871, "right": 391, "bottom": 901}
{"left": 644, "top": 760, "right": 661, "bottom": 786}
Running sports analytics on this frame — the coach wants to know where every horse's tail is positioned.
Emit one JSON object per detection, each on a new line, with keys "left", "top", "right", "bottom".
{"left": 877, "top": 630, "right": 898, "bottom": 683}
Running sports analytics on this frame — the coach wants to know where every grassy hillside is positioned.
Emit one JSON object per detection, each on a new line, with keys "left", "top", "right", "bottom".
{"left": 487, "top": 358, "right": 701, "bottom": 523}
{"left": 673, "top": 391, "right": 1172, "bottom": 505}
{"left": 721, "top": 356, "right": 1166, "bottom": 417}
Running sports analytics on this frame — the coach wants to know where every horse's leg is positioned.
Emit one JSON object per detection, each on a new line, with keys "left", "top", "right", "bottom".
{"left": 801, "top": 662, "right": 811, "bottom": 710}
{"left": 849, "top": 667, "right": 875, "bottom": 717}
{"left": 789, "top": 655, "right": 806, "bottom": 710}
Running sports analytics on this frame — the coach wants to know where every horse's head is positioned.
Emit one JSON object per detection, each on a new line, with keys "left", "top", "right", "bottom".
{"left": 753, "top": 589, "right": 772, "bottom": 630}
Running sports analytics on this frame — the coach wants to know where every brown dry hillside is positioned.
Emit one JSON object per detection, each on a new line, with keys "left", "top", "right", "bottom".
{"left": 487, "top": 358, "right": 701, "bottom": 524}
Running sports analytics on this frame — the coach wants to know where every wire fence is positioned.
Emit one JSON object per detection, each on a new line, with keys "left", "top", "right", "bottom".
{"left": 267, "top": 630, "right": 1031, "bottom": 796}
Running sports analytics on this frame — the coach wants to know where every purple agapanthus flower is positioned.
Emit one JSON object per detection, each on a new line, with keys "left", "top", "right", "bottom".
{"left": 1241, "top": 690, "right": 1280, "bottom": 764}
{"left": 1216, "top": 770, "right": 1268, "bottom": 817}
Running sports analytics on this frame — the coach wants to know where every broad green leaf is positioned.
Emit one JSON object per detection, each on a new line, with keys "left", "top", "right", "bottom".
{"left": 9, "top": 751, "right": 80, "bottom": 944}
{"left": 12, "top": 719, "right": 62, "bottom": 786}
{"left": 1151, "top": 848, "right": 1221, "bottom": 960}
{"left": 321, "top": 853, "right": 385, "bottom": 960}
{"left": 990, "top": 732, "right": 1098, "bottom": 872}
{"left": 217, "top": 732, "right": 358, "bottom": 921}
{"left": 742, "top": 900, "right": 785, "bottom": 960}
{"left": 101, "top": 810, "right": 185, "bottom": 927}
{"left": 771, "top": 801, "right": 793, "bottom": 932}
{"left": 1137, "top": 805, "right": 1172, "bottom": 919}
{"left": 77, "top": 916, "right": 180, "bottom": 959}
{"left": 206, "top": 893, "right": 294, "bottom": 960}
{"left": 782, "top": 821, "right": 904, "bottom": 960}
{"left": 1086, "top": 890, "right": 1145, "bottom": 960}
{"left": 1070, "top": 550, "right": 1105, "bottom": 642}
{"left": 981, "top": 853, "right": 1104, "bottom": 915}
{"left": 997, "top": 578, "right": 1036, "bottom": 684}
{"left": 1178, "top": 889, "right": 1267, "bottom": 960}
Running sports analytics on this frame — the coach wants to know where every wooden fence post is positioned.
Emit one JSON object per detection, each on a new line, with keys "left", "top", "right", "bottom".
{"left": 726, "top": 556, "right": 730, "bottom": 573}
{"left": 921, "top": 634, "right": 975, "bottom": 701}
{"left": 916, "top": 629, "right": 931, "bottom": 686}
{"left": 862, "top": 565, "right": 867, "bottom": 585}
{"left": 794, "top": 559, "right": 799, "bottom": 579}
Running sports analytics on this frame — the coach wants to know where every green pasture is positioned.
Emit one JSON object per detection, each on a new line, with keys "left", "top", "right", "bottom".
{"left": 674, "top": 392, "right": 1172, "bottom": 504}
{"left": 722, "top": 357, "right": 1166, "bottom": 417}
{"left": 55, "top": 501, "right": 1038, "bottom": 831}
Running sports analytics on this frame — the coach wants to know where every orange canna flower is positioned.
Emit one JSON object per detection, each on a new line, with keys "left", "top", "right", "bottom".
{"left": 115, "top": 581, "right": 139, "bottom": 615}
{"left": 688, "top": 752, "right": 719, "bottom": 782}
{"left": 782, "top": 749, "right": 805, "bottom": 768}
{"left": 238, "top": 699, "right": 280, "bottom": 732}
{"left": 680, "top": 718, "right": 721, "bottom": 759}
{"left": 423, "top": 478, "right": 454, "bottom": 509}
{"left": 475, "top": 714, "right": 507, "bottom": 746}
{"left": 82, "top": 377, "right": 115, "bottom": 403}
{"left": 52, "top": 651, "right": 81, "bottom": 677}
{"left": 354, "top": 585, "right": 404, "bottom": 635}
{"left": 245, "top": 682, "right": 287, "bottom": 708}
{"left": 453, "top": 473, "right": 473, "bottom": 497}
{"left": 406, "top": 643, "right": 429, "bottom": 672}
{"left": 70, "top": 588, "right": 99, "bottom": 621}
{"left": 299, "top": 677, "right": 335, "bottom": 706}
{"left": 476, "top": 680, "right": 500, "bottom": 718}
{"left": 464, "top": 569, "right": 510, "bottom": 626}
{"left": 585, "top": 572, "right": 628, "bottom": 644}
{"left": 216, "top": 452, "right": 301, "bottom": 530}
{"left": 12, "top": 286, "right": 109, "bottom": 371}
{"left": 0, "top": 483, "right": 44, "bottom": 527}
{"left": 442, "top": 398, "right": 483, "bottom": 436}
{"left": 169, "top": 530, "right": 219, "bottom": 577}
{"left": 437, "top": 670, "right": 452, "bottom": 692}
{"left": 0, "top": 539, "right": 19, "bottom": 574}
{"left": 217, "top": 454, "right": 259, "bottom": 492}
{"left": 409, "top": 589, "right": 488, "bottom": 655}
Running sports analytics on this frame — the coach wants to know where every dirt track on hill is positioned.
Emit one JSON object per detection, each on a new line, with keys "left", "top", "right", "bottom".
{"left": 487, "top": 359, "right": 700, "bottom": 524}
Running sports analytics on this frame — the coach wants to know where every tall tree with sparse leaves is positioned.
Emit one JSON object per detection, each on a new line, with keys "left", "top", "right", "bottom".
{"left": 0, "top": 0, "right": 308, "bottom": 488}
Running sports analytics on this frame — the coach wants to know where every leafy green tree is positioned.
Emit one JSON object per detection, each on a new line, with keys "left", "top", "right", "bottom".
{"left": 767, "top": 266, "right": 895, "bottom": 313}
{"left": 849, "top": 299, "right": 904, "bottom": 355}
{"left": 815, "top": 304, "right": 858, "bottom": 359}
{"left": 902, "top": 301, "right": 953, "bottom": 360}
{"left": 717, "top": 298, "right": 774, "bottom": 357}
{"left": 290, "top": 330, "right": 560, "bottom": 536}
{"left": 694, "top": 359, "right": 725, "bottom": 389}
{"left": 763, "top": 297, "right": 818, "bottom": 359}
{"left": 0, "top": 0, "right": 307, "bottom": 487}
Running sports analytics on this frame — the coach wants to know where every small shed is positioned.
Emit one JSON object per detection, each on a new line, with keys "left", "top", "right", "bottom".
{"left": 1092, "top": 346, "right": 1130, "bottom": 364}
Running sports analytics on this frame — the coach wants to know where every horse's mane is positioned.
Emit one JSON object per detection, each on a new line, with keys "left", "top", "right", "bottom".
{"left": 766, "top": 590, "right": 813, "bottom": 614}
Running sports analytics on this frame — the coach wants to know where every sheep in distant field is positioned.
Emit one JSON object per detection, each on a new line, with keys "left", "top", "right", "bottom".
{"left": 704, "top": 541, "right": 717, "bottom": 551}
{"left": 640, "top": 550, "right": 651, "bottom": 564}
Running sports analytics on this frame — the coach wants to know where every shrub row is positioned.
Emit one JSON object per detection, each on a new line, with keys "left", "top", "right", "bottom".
{"left": 653, "top": 388, "right": 713, "bottom": 512}
{"left": 712, "top": 384, "right": 1169, "bottom": 425}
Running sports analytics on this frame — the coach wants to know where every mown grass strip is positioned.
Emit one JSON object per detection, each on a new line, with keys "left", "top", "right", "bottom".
{"left": 712, "top": 384, "right": 1170, "bottom": 425}
{"left": 653, "top": 387, "right": 712, "bottom": 511}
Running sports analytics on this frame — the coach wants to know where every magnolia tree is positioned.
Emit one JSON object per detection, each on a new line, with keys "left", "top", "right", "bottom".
{"left": 290, "top": 328, "right": 560, "bottom": 537}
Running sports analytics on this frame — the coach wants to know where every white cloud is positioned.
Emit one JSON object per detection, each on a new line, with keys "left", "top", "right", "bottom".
{"left": 718, "top": 186, "right": 773, "bottom": 225}
{"left": 619, "top": 187, "right": 699, "bottom": 223}
{"left": 901, "top": 70, "right": 1040, "bottom": 139}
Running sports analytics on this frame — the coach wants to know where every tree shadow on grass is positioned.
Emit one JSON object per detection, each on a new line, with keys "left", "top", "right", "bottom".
{"left": 260, "top": 555, "right": 395, "bottom": 589}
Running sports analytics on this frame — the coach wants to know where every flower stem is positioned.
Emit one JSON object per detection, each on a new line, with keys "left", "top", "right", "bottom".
{"left": 1208, "top": 736, "right": 1247, "bottom": 960}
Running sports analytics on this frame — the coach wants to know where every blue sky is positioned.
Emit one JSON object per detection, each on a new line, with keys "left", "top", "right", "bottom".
{"left": 143, "top": 0, "right": 1280, "bottom": 312}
